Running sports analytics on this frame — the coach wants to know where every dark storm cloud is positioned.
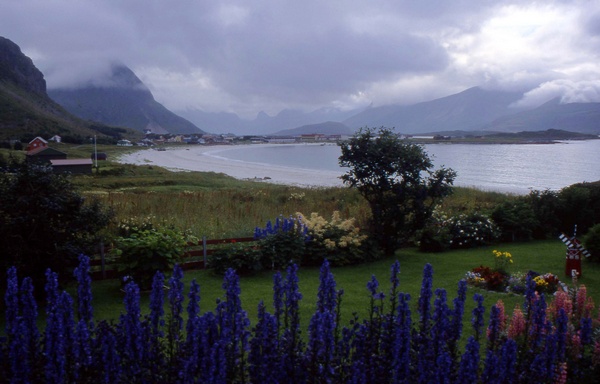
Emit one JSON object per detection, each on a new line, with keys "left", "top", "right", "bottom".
{"left": 2, "top": 0, "right": 600, "bottom": 116}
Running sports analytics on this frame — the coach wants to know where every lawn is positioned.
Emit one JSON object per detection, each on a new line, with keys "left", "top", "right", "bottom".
{"left": 85, "top": 239, "right": 600, "bottom": 339}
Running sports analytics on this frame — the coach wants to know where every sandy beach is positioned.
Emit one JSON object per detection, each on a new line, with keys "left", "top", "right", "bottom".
{"left": 117, "top": 144, "right": 345, "bottom": 188}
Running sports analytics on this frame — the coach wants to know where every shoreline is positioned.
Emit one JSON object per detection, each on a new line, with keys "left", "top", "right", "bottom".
{"left": 116, "top": 144, "right": 345, "bottom": 188}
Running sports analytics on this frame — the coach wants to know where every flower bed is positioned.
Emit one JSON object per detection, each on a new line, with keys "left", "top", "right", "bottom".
{"left": 465, "top": 250, "right": 564, "bottom": 294}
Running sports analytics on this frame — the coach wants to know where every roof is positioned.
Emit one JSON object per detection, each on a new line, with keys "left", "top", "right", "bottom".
{"left": 26, "top": 147, "right": 67, "bottom": 156}
{"left": 50, "top": 159, "right": 93, "bottom": 166}
{"left": 28, "top": 136, "right": 48, "bottom": 144}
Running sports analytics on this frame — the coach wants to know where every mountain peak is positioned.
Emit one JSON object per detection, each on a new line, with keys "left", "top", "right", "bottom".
{"left": 0, "top": 36, "right": 46, "bottom": 94}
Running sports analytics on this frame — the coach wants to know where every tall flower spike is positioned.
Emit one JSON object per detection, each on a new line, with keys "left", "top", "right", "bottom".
{"left": 418, "top": 263, "right": 434, "bottom": 332}
{"left": 317, "top": 260, "right": 337, "bottom": 313}
{"left": 472, "top": 293, "right": 485, "bottom": 343}
{"left": 74, "top": 254, "right": 94, "bottom": 325}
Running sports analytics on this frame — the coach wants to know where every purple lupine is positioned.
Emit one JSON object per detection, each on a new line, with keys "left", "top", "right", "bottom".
{"left": 418, "top": 263, "right": 434, "bottom": 334}
{"left": 306, "top": 310, "right": 337, "bottom": 382}
{"left": 555, "top": 308, "right": 569, "bottom": 363}
{"left": 472, "top": 293, "right": 485, "bottom": 343}
{"left": 186, "top": 279, "right": 201, "bottom": 349}
{"left": 45, "top": 291, "right": 75, "bottom": 384}
{"left": 317, "top": 260, "right": 337, "bottom": 313}
{"left": 19, "top": 276, "right": 40, "bottom": 381}
{"left": 280, "top": 263, "right": 304, "bottom": 382}
{"left": 167, "top": 264, "right": 185, "bottom": 368}
{"left": 119, "top": 281, "right": 145, "bottom": 380}
{"left": 249, "top": 301, "right": 280, "bottom": 383}
{"left": 272, "top": 271, "right": 284, "bottom": 333}
{"left": 392, "top": 292, "right": 412, "bottom": 383}
{"left": 435, "top": 350, "right": 452, "bottom": 384}
{"left": 219, "top": 268, "right": 250, "bottom": 383}
{"left": 487, "top": 304, "right": 501, "bottom": 351}
{"left": 4, "top": 267, "right": 19, "bottom": 341}
{"left": 448, "top": 279, "right": 467, "bottom": 361}
{"left": 457, "top": 336, "right": 480, "bottom": 384}
{"left": 73, "top": 319, "right": 93, "bottom": 381}
{"left": 74, "top": 254, "right": 94, "bottom": 325}
{"left": 497, "top": 339, "right": 518, "bottom": 384}
{"left": 96, "top": 322, "right": 121, "bottom": 383}
{"left": 481, "top": 348, "right": 500, "bottom": 384}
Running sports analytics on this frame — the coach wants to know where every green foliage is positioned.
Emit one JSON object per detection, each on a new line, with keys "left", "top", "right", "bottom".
{"left": 258, "top": 227, "right": 307, "bottom": 270}
{"left": 0, "top": 159, "right": 112, "bottom": 293}
{"left": 556, "top": 182, "right": 600, "bottom": 235}
{"left": 339, "top": 127, "right": 456, "bottom": 254}
{"left": 419, "top": 210, "right": 499, "bottom": 252}
{"left": 491, "top": 200, "right": 539, "bottom": 242}
{"left": 522, "top": 189, "right": 561, "bottom": 238}
{"left": 113, "top": 222, "right": 195, "bottom": 289}
{"left": 209, "top": 244, "right": 263, "bottom": 275}
{"left": 583, "top": 223, "right": 600, "bottom": 262}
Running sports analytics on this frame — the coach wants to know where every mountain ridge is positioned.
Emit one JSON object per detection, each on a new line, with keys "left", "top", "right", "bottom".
{"left": 0, "top": 36, "right": 133, "bottom": 142}
{"left": 49, "top": 64, "right": 204, "bottom": 135}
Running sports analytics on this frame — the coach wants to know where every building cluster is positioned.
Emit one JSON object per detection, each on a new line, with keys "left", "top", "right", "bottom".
{"left": 25, "top": 136, "right": 102, "bottom": 174}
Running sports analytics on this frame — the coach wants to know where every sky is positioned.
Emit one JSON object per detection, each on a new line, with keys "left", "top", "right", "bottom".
{"left": 2, "top": 0, "right": 600, "bottom": 119}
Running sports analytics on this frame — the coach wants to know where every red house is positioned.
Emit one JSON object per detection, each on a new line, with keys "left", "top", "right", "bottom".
{"left": 27, "top": 136, "right": 48, "bottom": 152}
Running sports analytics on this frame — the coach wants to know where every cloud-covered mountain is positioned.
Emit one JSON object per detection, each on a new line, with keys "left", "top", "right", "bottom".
{"left": 49, "top": 65, "right": 204, "bottom": 134}
{"left": 482, "top": 98, "right": 600, "bottom": 134}
{"left": 272, "top": 121, "right": 353, "bottom": 136}
{"left": 0, "top": 36, "right": 128, "bottom": 141}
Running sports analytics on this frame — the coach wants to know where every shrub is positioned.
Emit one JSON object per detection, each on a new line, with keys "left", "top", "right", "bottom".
{"left": 299, "top": 211, "right": 368, "bottom": 266}
{"left": 113, "top": 223, "right": 196, "bottom": 289}
{"left": 491, "top": 200, "right": 539, "bottom": 242}
{"left": 209, "top": 243, "right": 263, "bottom": 275}
{"left": 419, "top": 210, "right": 499, "bottom": 251}
{"left": 254, "top": 214, "right": 309, "bottom": 269}
{"left": 583, "top": 223, "right": 600, "bottom": 262}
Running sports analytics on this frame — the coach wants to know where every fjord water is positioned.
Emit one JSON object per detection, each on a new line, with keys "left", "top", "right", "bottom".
{"left": 213, "top": 140, "right": 600, "bottom": 194}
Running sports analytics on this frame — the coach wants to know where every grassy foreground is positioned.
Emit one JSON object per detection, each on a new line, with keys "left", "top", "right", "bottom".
{"left": 86, "top": 239, "right": 600, "bottom": 336}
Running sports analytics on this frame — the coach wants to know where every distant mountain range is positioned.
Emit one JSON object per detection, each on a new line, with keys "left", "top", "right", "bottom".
{"left": 2, "top": 35, "right": 600, "bottom": 139}
{"left": 177, "top": 87, "right": 600, "bottom": 136}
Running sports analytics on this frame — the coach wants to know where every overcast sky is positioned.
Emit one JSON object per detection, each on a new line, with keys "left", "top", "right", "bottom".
{"left": 2, "top": 0, "right": 600, "bottom": 118}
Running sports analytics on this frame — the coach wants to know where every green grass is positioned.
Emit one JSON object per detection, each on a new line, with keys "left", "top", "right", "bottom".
{"left": 85, "top": 239, "right": 600, "bottom": 336}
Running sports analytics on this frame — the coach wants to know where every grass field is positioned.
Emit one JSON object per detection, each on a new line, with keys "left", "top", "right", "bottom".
{"left": 84, "top": 239, "right": 600, "bottom": 339}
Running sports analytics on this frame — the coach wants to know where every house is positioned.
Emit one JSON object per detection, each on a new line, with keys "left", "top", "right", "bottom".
{"left": 50, "top": 159, "right": 93, "bottom": 174}
{"left": 117, "top": 139, "right": 133, "bottom": 146}
{"left": 48, "top": 135, "right": 62, "bottom": 143}
{"left": 27, "top": 136, "right": 48, "bottom": 151}
{"left": 26, "top": 146, "right": 68, "bottom": 164}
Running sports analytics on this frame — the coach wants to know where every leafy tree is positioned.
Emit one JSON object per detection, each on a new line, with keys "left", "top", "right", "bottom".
{"left": 0, "top": 160, "right": 112, "bottom": 293}
{"left": 338, "top": 127, "right": 456, "bottom": 254}
{"left": 491, "top": 200, "right": 539, "bottom": 242}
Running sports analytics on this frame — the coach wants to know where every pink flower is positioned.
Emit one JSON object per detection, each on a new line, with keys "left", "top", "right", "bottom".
{"left": 508, "top": 305, "right": 525, "bottom": 339}
{"left": 495, "top": 299, "right": 507, "bottom": 332}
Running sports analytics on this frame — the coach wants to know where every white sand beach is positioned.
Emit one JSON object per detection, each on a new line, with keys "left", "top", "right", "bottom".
{"left": 117, "top": 144, "right": 345, "bottom": 188}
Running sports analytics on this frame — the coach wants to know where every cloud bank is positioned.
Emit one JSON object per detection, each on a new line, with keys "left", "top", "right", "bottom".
{"left": 2, "top": 0, "right": 600, "bottom": 118}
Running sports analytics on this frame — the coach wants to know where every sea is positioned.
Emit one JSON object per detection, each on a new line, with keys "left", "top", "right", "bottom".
{"left": 210, "top": 140, "right": 600, "bottom": 194}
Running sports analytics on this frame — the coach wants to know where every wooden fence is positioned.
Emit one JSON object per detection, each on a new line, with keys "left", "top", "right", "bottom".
{"left": 89, "top": 236, "right": 257, "bottom": 280}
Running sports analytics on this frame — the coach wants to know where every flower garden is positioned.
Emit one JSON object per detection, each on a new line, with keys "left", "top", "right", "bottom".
{"left": 2, "top": 254, "right": 599, "bottom": 383}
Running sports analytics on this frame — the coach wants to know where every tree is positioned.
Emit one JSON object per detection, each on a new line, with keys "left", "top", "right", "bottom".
{"left": 0, "top": 160, "right": 112, "bottom": 293}
{"left": 338, "top": 127, "right": 456, "bottom": 254}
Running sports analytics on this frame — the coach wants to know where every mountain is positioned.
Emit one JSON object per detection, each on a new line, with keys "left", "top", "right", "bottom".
{"left": 272, "top": 121, "right": 353, "bottom": 136}
{"left": 49, "top": 64, "right": 204, "bottom": 134}
{"left": 482, "top": 98, "right": 600, "bottom": 134}
{"left": 176, "top": 106, "right": 363, "bottom": 135}
{"left": 342, "top": 87, "right": 527, "bottom": 134}
{"left": 0, "top": 36, "right": 129, "bottom": 142}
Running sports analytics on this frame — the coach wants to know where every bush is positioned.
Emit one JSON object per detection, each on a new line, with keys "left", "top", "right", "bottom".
{"left": 0, "top": 160, "right": 112, "bottom": 294}
{"left": 419, "top": 210, "right": 499, "bottom": 252}
{"left": 583, "top": 223, "right": 600, "bottom": 262}
{"left": 254, "top": 215, "right": 309, "bottom": 269}
{"left": 491, "top": 200, "right": 539, "bottom": 242}
{"left": 209, "top": 244, "right": 263, "bottom": 275}
{"left": 113, "top": 222, "right": 196, "bottom": 289}
{"left": 300, "top": 211, "right": 368, "bottom": 266}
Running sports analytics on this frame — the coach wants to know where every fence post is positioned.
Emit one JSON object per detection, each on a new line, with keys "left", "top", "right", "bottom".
{"left": 203, "top": 236, "right": 207, "bottom": 269}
